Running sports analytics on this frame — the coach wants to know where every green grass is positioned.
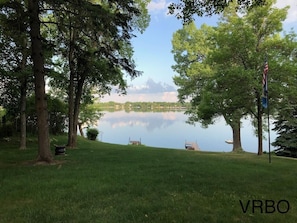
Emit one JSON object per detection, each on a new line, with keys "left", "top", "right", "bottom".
{"left": 0, "top": 136, "right": 297, "bottom": 223}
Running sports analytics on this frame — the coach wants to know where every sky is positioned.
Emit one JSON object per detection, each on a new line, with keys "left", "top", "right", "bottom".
{"left": 101, "top": 0, "right": 297, "bottom": 103}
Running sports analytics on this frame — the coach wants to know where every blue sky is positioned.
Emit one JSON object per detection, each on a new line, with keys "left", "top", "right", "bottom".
{"left": 102, "top": 0, "right": 297, "bottom": 102}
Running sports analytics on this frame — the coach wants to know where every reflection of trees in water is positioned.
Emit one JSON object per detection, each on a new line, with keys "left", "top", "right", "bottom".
{"left": 96, "top": 111, "right": 276, "bottom": 153}
{"left": 102, "top": 111, "right": 182, "bottom": 132}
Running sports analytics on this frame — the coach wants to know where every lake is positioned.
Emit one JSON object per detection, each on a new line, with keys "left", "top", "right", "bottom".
{"left": 95, "top": 110, "right": 276, "bottom": 153}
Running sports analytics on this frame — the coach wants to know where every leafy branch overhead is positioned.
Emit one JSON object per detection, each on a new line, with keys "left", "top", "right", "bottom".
{"left": 168, "top": 0, "right": 266, "bottom": 23}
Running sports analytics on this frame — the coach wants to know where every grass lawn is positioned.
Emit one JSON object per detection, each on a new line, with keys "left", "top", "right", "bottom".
{"left": 0, "top": 135, "right": 297, "bottom": 223}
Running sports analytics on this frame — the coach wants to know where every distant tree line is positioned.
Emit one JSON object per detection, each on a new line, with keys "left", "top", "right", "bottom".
{"left": 97, "top": 101, "right": 191, "bottom": 112}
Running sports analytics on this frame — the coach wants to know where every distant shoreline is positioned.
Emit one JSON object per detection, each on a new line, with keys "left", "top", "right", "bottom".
{"left": 93, "top": 101, "right": 191, "bottom": 112}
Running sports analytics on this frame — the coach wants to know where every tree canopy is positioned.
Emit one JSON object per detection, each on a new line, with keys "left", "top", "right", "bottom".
{"left": 0, "top": 0, "right": 150, "bottom": 162}
{"left": 168, "top": 0, "right": 267, "bottom": 24}
{"left": 172, "top": 0, "right": 297, "bottom": 153}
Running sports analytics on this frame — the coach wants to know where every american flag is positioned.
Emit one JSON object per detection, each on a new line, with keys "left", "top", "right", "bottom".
{"left": 262, "top": 60, "right": 269, "bottom": 108}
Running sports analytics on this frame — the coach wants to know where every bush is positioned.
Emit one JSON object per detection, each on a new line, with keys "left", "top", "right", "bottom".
{"left": 87, "top": 128, "right": 99, "bottom": 140}
{"left": 0, "top": 123, "right": 14, "bottom": 138}
{"left": 26, "top": 95, "right": 67, "bottom": 135}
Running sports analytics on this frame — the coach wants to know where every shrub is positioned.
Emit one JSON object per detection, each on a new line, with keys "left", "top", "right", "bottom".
{"left": 0, "top": 123, "right": 14, "bottom": 138}
{"left": 26, "top": 95, "right": 67, "bottom": 135}
{"left": 87, "top": 128, "right": 99, "bottom": 140}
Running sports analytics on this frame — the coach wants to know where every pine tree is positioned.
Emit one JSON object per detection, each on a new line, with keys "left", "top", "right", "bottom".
{"left": 273, "top": 103, "right": 297, "bottom": 153}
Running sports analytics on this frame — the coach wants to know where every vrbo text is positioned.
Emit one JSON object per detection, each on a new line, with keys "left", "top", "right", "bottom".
{"left": 239, "top": 199, "right": 290, "bottom": 214}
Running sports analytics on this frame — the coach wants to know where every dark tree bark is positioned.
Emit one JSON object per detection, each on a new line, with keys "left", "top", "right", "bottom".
{"left": 28, "top": 0, "right": 53, "bottom": 162}
{"left": 19, "top": 41, "right": 29, "bottom": 150}
{"left": 19, "top": 76, "right": 27, "bottom": 150}
{"left": 231, "top": 120, "right": 243, "bottom": 152}
{"left": 67, "top": 25, "right": 76, "bottom": 148}
{"left": 68, "top": 74, "right": 86, "bottom": 148}
{"left": 67, "top": 56, "right": 75, "bottom": 147}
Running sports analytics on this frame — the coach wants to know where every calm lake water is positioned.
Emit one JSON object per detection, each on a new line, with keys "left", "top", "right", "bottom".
{"left": 95, "top": 110, "right": 276, "bottom": 153}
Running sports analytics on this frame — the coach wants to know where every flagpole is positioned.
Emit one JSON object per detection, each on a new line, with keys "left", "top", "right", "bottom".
{"left": 267, "top": 88, "right": 271, "bottom": 164}
{"left": 262, "top": 54, "right": 271, "bottom": 163}
{"left": 265, "top": 54, "right": 271, "bottom": 164}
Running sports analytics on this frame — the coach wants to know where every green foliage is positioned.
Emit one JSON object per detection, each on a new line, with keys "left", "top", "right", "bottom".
{"left": 168, "top": 0, "right": 266, "bottom": 24}
{"left": 0, "top": 122, "right": 13, "bottom": 138}
{"left": 97, "top": 101, "right": 190, "bottom": 112}
{"left": 48, "top": 0, "right": 150, "bottom": 96}
{"left": 172, "top": 2, "right": 293, "bottom": 117}
{"left": 0, "top": 0, "right": 151, "bottom": 159}
{"left": 172, "top": 0, "right": 297, "bottom": 152}
{"left": 272, "top": 104, "right": 297, "bottom": 150}
{"left": 79, "top": 104, "right": 102, "bottom": 128}
{"left": 86, "top": 128, "right": 99, "bottom": 140}
{"left": 26, "top": 95, "right": 67, "bottom": 135}
{"left": 0, "top": 106, "right": 5, "bottom": 120}
{"left": 0, "top": 108, "right": 13, "bottom": 138}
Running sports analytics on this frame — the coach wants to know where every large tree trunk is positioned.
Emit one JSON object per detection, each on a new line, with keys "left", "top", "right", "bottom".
{"left": 28, "top": 0, "right": 53, "bottom": 162}
{"left": 69, "top": 75, "right": 86, "bottom": 148}
{"left": 67, "top": 63, "right": 75, "bottom": 147}
{"left": 19, "top": 76, "right": 27, "bottom": 150}
{"left": 19, "top": 40, "right": 29, "bottom": 150}
{"left": 67, "top": 26, "right": 76, "bottom": 148}
{"left": 257, "top": 93, "right": 263, "bottom": 155}
{"left": 231, "top": 121, "right": 243, "bottom": 152}
{"left": 78, "top": 123, "right": 84, "bottom": 137}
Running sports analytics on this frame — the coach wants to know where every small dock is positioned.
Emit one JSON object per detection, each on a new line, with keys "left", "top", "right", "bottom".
{"left": 129, "top": 137, "right": 141, "bottom": 145}
{"left": 185, "top": 141, "right": 200, "bottom": 151}
{"left": 225, "top": 139, "right": 233, "bottom": 144}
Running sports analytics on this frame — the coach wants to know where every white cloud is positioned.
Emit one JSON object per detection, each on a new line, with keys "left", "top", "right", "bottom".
{"left": 101, "top": 92, "right": 178, "bottom": 103}
{"left": 129, "top": 84, "right": 149, "bottom": 91}
{"left": 274, "top": 0, "right": 297, "bottom": 23}
{"left": 147, "top": 0, "right": 167, "bottom": 12}
{"left": 162, "top": 91, "right": 178, "bottom": 102}
{"left": 162, "top": 111, "right": 177, "bottom": 120}
{"left": 147, "top": 0, "right": 172, "bottom": 16}
{"left": 128, "top": 78, "right": 176, "bottom": 94}
{"left": 111, "top": 121, "right": 149, "bottom": 129}
{"left": 100, "top": 79, "right": 178, "bottom": 102}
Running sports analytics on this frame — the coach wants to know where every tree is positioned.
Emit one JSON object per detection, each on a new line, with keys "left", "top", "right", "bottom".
{"left": 172, "top": 0, "right": 294, "bottom": 153}
{"left": 0, "top": 0, "right": 32, "bottom": 150}
{"left": 78, "top": 103, "right": 102, "bottom": 138}
{"left": 1, "top": 0, "right": 149, "bottom": 161}
{"left": 168, "top": 0, "right": 266, "bottom": 24}
{"left": 271, "top": 34, "right": 297, "bottom": 151}
{"left": 241, "top": 0, "right": 292, "bottom": 154}
{"left": 47, "top": 0, "right": 150, "bottom": 148}
{"left": 172, "top": 23, "right": 249, "bottom": 151}
{"left": 273, "top": 105, "right": 297, "bottom": 151}
{"left": 28, "top": 0, "right": 53, "bottom": 162}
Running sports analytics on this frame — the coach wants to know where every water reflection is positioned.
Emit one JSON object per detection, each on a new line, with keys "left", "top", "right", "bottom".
{"left": 96, "top": 111, "right": 275, "bottom": 153}
{"left": 100, "top": 111, "right": 179, "bottom": 132}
